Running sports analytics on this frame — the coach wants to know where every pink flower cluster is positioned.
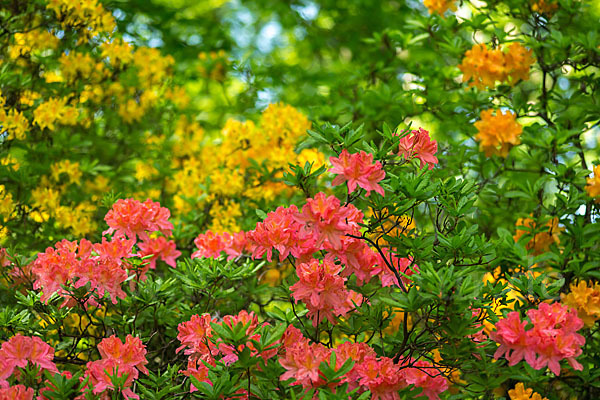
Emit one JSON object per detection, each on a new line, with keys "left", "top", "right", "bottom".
{"left": 0, "top": 335, "right": 58, "bottom": 388}
{"left": 138, "top": 236, "right": 181, "bottom": 269}
{"left": 104, "top": 198, "right": 173, "bottom": 241}
{"left": 329, "top": 149, "right": 386, "bottom": 196}
{"left": 0, "top": 385, "right": 34, "bottom": 400}
{"left": 246, "top": 205, "right": 312, "bottom": 262}
{"left": 490, "top": 302, "right": 585, "bottom": 375}
{"left": 176, "top": 310, "right": 277, "bottom": 393}
{"left": 279, "top": 326, "right": 448, "bottom": 400}
{"left": 32, "top": 199, "right": 180, "bottom": 306}
{"left": 191, "top": 231, "right": 248, "bottom": 260}
{"left": 83, "top": 335, "right": 148, "bottom": 400}
{"left": 396, "top": 128, "right": 438, "bottom": 170}
{"left": 290, "top": 258, "right": 363, "bottom": 326}
{"left": 32, "top": 237, "right": 132, "bottom": 306}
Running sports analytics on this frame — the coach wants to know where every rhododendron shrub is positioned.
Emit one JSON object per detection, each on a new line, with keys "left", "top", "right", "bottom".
{"left": 1, "top": 0, "right": 599, "bottom": 398}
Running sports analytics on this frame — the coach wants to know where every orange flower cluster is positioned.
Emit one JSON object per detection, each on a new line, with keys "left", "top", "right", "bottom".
{"left": 508, "top": 383, "right": 548, "bottom": 400}
{"left": 459, "top": 43, "right": 535, "bottom": 89}
{"left": 423, "top": 0, "right": 456, "bottom": 16}
{"left": 561, "top": 281, "right": 600, "bottom": 328}
{"left": 585, "top": 165, "right": 600, "bottom": 198}
{"left": 474, "top": 109, "right": 523, "bottom": 157}
{"left": 531, "top": 0, "right": 558, "bottom": 15}
{"left": 514, "top": 217, "right": 562, "bottom": 255}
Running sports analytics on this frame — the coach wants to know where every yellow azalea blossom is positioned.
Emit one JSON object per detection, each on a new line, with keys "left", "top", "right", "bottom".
{"left": 59, "top": 51, "right": 105, "bottom": 82}
{"left": 1, "top": 155, "right": 20, "bottom": 171}
{"left": 100, "top": 38, "right": 134, "bottom": 65}
{"left": 133, "top": 48, "right": 175, "bottom": 88}
{"left": 208, "top": 199, "right": 242, "bottom": 234}
{"left": 33, "top": 97, "right": 67, "bottom": 131}
{"left": 165, "top": 86, "right": 191, "bottom": 109}
{"left": 474, "top": 109, "right": 523, "bottom": 157}
{"left": 8, "top": 29, "right": 59, "bottom": 59}
{"left": 30, "top": 186, "right": 62, "bottom": 216}
{"left": 0, "top": 108, "right": 29, "bottom": 140}
{"left": 0, "top": 186, "right": 16, "bottom": 218}
{"left": 50, "top": 160, "right": 82, "bottom": 185}
{"left": 423, "top": 0, "right": 456, "bottom": 16}
{"left": 508, "top": 383, "right": 548, "bottom": 400}
{"left": 19, "top": 90, "right": 41, "bottom": 107}
{"left": 561, "top": 280, "right": 600, "bottom": 328}
{"left": 135, "top": 161, "right": 159, "bottom": 182}
{"left": 585, "top": 165, "right": 600, "bottom": 198}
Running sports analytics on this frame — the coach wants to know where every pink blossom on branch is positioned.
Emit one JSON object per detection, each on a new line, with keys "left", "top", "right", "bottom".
{"left": 490, "top": 302, "right": 585, "bottom": 375}
{"left": 329, "top": 149, "right": 386, "bottom": 196}
{"left": 138, "top": 236, "right": 181, "bottom": 269}
{"left": 290, "top": 258, "right": 354, "bottom": 326}
{"left": 396, "top": 128, "right": 438, "bottom": 170}
{"left": 295, "top": 192, "right": 363, "bottom": 250}
{"left": 104, "top": 198, "right": 174, "bottom": 241}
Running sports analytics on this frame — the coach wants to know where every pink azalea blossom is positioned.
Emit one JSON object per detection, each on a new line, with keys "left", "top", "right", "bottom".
{"left": 138, "top": 236, "right": 181, "bottom": 269}
{"left": 490, "top": 302, "right": 585, "bottom": 375}
{"left": 0, "top": 385, "right": 34, "bottom": 400}
{"left": 397, "top": 128, "right": 438, "bottom": 170}
{"left": 329, "top": 149, "right": 386, "bottom": 196}
{"left": 104, "top": 198, "right": 173, "bottom": 241}
{"left": 295, "top": 192, "right": 363, "bottom": 250}
{"left": 290, "top": 258, "right": 352, "bottom": 326}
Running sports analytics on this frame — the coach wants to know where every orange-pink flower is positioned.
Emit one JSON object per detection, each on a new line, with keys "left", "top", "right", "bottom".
{"left": 329, "top": 149, "right": 386, "bottom": 196}
{"left": 0, "top": 385, "right": 34, "bottom": 400}
{"left": 296, "top": 192, "right": 363, "bottom": 250}
{"left": 491, "top": 302, "right": 585, "bottom": 375}
{"left": 279, "top": 330, "right": 332, "bottom": 388}
{"left": 0, "top": 335, "right": 58, "bottom": 385}
{"left": 290, "top": 258, "right": 352, "bottom": 326}
{"left": 397, "top": 128, "right": 438, "bottom": 170}
{"left": 83, "top": 335, "right": 148, "bottom": 400}
{"left": 138, "top": 236, "right": 181, "bottom": 269}
{"left": 104, "top": 198, "right": 173, "bottom": 241}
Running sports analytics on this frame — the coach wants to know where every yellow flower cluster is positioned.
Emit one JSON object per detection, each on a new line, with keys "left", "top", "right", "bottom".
{"left": 51, "top": 160, "right": 83, "bottom": 186}
{"left": 458, "top": 43, "right": 535, "bottom": 89}
{"left": 9, "top": 29, "right": 59, "bottom": 59}
{"left": 513, "top": 216, "right": 562, "bottom": 255}
{"left": 0, "top": 95, "right": 29, "bottom": 140}
{"left": 0, "top": 155, "right": 20, "bottom": 171}
{"left": 423, "top": 0, "right": 456, "bottom": 16}
{"left": 100, "top": 38, "right": 134, "bottom": 66}
{"left": 531, "top": 0, "right": 558, "bottom": 15}
{"left": 209, "top": 198, "right": 242, "bottom": 233}
{"left": 585, "top": 165, "right": 600, "bottom": 198}
{"left": 30, "top": 163, "right": 97, "bottom": 236}
{"left": 0, "top": 185, "right": 16, "bottom": 220}
{"left": 46, "top": 0, "right": 116, "bottom": 36}
{"left": 33, "top": 98, "right": 79, "bottom": 131}
{"left": 474, "top": 109, "right": 523, "bottom": 157}
{"left": 135, "top": 161, "right": 159, "bottom": 182}
{"left": 59, "top": 51, "right": 105, "bottom": 82}
{"left": 508, "top": 383, "right": 548, "bottom": 400}
{"left": 561, "top": 281, "right": 600, "bottom": 327}
{"left": 168, "top": 103, "right": 320, "bottom": 218}
{"left": 133, "top": 48, "right": 175, "bottom": 88}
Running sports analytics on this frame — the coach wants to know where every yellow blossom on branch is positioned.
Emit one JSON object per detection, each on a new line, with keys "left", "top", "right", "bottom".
{"left": 561, "top": 281, "right": 600, "bottom": 328}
